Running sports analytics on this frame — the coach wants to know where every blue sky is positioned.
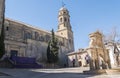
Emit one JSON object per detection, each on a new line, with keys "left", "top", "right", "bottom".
{"left": 5, "top": 0, "right": 120, "bottom": 50}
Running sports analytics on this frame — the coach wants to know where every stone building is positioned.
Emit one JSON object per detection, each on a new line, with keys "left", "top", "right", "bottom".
{"left": 0, "top": 0, "right": 74, "bottom": 66}
{"left": 67, "top": 49, "right": 88, "bottom": 67}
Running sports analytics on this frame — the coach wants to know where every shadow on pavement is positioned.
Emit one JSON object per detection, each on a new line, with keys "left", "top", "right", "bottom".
{"left": 0, "top": 68, "right": 106, "bottom": 78}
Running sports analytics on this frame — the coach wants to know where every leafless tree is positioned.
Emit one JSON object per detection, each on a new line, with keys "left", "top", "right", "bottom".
{"left": 104, "top": 27, "right": 120, "bottom": 66}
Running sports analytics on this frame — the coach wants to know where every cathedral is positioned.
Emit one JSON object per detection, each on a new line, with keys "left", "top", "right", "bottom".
{"left": 0, "top": 0, "right": 74, "bottom": 66}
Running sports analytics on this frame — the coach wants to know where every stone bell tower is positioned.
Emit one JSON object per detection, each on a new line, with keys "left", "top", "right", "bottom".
{"left": 57, "top": 6, "right": 74, "bottom": 51}
{"left": 0, "top": 0, "right": 5, "bottom": 34}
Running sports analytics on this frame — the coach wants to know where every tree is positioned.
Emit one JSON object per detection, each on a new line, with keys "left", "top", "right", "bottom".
{"left": 47, "top": 29, "right": 59, "bottom": 64}
{"left": 0, "top": 0, "right": 5, "bottom": 59}
{"left": 104, "top": 27, "right": 120, "bottom": 66}
{"left": 47, "top": 42, "right": 52, "bottom": 63}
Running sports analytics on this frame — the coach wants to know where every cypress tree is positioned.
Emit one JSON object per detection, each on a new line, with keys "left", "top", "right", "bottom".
{"left": 50, "top": 29, "right": 59, "bottom": 63}
{"left": 47, "top": 42, "right": 52, "bottom": 63}
{"left": 46, "top": 29, "right": 59, "bottom": 64}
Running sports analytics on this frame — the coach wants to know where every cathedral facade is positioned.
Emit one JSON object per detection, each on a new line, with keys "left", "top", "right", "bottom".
{"left": 0, "top": 0, "right": 74, "bottom": 66}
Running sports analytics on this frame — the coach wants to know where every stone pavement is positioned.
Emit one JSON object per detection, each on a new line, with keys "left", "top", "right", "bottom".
{"left": 0, "top": 67, "right": 120, "bottom": 78}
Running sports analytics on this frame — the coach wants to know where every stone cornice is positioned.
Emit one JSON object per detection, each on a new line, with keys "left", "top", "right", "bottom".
{"left": 5, "top": 18, "right": 65, "bottom": 38}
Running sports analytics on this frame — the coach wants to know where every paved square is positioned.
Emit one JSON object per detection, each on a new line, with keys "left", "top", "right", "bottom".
{"left": 0, "top": 67, "right": 120, "bottom": 78}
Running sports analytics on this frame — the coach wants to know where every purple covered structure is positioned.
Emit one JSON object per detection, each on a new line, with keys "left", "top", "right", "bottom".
{"left": 10, "top": 56, "right": 43, "bottom": 68}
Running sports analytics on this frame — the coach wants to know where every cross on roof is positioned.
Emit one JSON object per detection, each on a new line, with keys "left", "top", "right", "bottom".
{"left": 62, "top": 1, "right": 66, "bottom": 7}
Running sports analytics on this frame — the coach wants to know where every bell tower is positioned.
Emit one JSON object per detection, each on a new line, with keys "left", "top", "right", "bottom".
{"left": 57, "top": 6, "right": 74, "bottom": 51}
{"left": 0, "top": 0, "right": 5, "bottom": 34}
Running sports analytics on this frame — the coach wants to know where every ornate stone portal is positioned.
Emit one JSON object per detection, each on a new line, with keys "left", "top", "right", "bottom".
{"left": 87, "top": 31, "right": 111, "bottom": 70}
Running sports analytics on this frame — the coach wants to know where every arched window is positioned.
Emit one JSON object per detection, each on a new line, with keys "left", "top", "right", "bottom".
{"left": 60, "top": 18, "right": 62, "bottom": 22}
{"left": 26, "top": 32, "right": 32, "bottom": 39}
{"left": 35, "top": 32, "right": 39, "bottom": 40}
{"left": 39, "top": 35, "right": 44, "bottom": 41}
{"left": 69, "top": 39, "right": 71, "bottom": 44}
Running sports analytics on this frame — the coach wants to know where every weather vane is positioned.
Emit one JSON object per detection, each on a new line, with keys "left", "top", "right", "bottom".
{"left": 62, "top": 1, "right": 66, "bottom": 7}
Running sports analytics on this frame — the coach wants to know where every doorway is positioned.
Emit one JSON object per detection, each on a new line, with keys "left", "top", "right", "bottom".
{"left": 79, "top": 61, "right": 82, "bottom": 67}
{"left": 10, "top": 50, "right": 18, "bottom": 57}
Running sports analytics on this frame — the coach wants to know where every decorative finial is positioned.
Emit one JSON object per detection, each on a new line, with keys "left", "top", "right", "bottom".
{"left": 62, "top": 1, "right": 65, "bottom": 7}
